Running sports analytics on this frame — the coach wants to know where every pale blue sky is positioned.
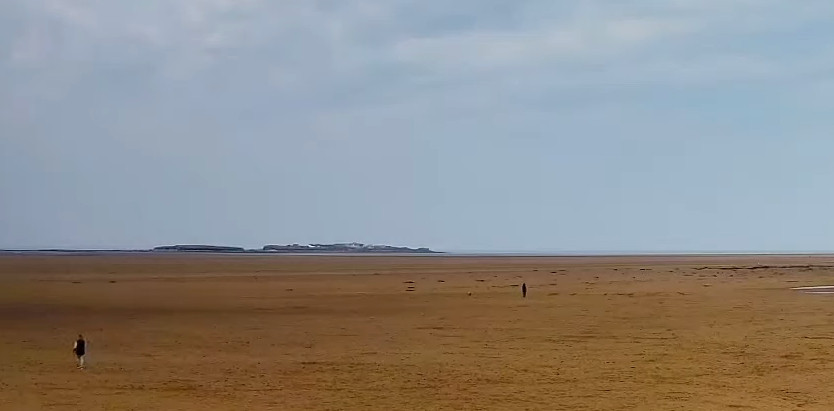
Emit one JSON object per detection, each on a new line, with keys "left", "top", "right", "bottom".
{"left": 2, "top": 1, "right": 834, "bottom": 252}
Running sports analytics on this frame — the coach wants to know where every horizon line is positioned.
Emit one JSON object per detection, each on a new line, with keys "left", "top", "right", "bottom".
{"left": 2, "top": 247, "right": 834, "bottom": 257}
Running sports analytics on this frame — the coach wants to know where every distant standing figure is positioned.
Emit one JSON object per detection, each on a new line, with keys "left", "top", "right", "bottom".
{"left": 73, "top": 334, "right": 86, "bottom": 369}
{"left": 522, "top": 283, "right": 527, "bottom": 298}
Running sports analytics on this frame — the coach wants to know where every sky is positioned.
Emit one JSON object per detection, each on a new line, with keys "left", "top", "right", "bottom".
{"left": 2, "top": 0, "right": 834, "bottom": 252}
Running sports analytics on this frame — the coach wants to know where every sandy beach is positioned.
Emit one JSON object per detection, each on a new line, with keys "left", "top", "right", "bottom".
{"left": 3, "top": 254, "right": 834, "bottom": 410}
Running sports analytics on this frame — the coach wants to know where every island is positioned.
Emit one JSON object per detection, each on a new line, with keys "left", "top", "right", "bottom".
{"left": 147, "top": 243, "right": 440, "bottom": 254}
{"left": 153, "top": 245, "right": 247, "bottom": 253}
{"left": 0, "top": 243, "right": 440, "bottom": 255}
{"left": 262, "top": 242, "right": 439, "bottom": 254}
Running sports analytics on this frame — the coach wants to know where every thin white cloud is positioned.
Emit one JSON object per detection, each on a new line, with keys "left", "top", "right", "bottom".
{"left": 391, "top": 16, "right": 700, "bottom": 74}
{"left": 3, "top": 0, "right": 834, "bottom": 107}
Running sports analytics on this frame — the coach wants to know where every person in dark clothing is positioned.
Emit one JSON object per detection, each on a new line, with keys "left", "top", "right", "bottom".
{"left": 522, "top": 283, "right": 527, "bottom": 298}
{"left": 72, "top": 334, "right": 86, "bottom": 369}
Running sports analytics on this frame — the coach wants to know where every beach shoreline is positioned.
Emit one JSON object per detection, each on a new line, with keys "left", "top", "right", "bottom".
{"left": 3, "top": 254, "right": 834, "bottom": 410}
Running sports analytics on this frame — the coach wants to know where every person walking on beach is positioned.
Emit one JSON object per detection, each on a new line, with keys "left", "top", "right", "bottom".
{"left": 522, "top": 283, "right": 527, "bottom": 298}
{"left": 72, "top": 334, "right": 86, "bottom": 369}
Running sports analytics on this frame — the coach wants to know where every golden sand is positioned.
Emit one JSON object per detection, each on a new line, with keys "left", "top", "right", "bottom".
{"left": 2, "top": 254, "right": 834, "bottom": 410}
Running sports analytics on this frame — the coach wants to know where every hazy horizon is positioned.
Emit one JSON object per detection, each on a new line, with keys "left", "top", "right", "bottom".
{"left": 3, "top": 1, "right": 834, "bottom": 252}
{"left": 3, "top": 244, "right": 834, "bottom": 256}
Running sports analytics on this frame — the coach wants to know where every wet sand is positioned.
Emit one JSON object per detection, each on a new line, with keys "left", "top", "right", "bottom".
{"left": 3, "top": 254, "right": 834, "bottom": 410}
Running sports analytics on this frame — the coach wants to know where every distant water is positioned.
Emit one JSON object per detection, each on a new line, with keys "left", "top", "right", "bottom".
{"left": 442, "top": 250, "right": 834, "bottom": 257}
{"left": 2, "top": 249, "right": 833, "bottom": 257}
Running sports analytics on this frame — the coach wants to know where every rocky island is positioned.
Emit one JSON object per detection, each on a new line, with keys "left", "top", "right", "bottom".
{"left": 262, "top": 242, "right": 439, "bottom": 254}
{"left": 150, "top": 243, "right": 440, "bottom": 254}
